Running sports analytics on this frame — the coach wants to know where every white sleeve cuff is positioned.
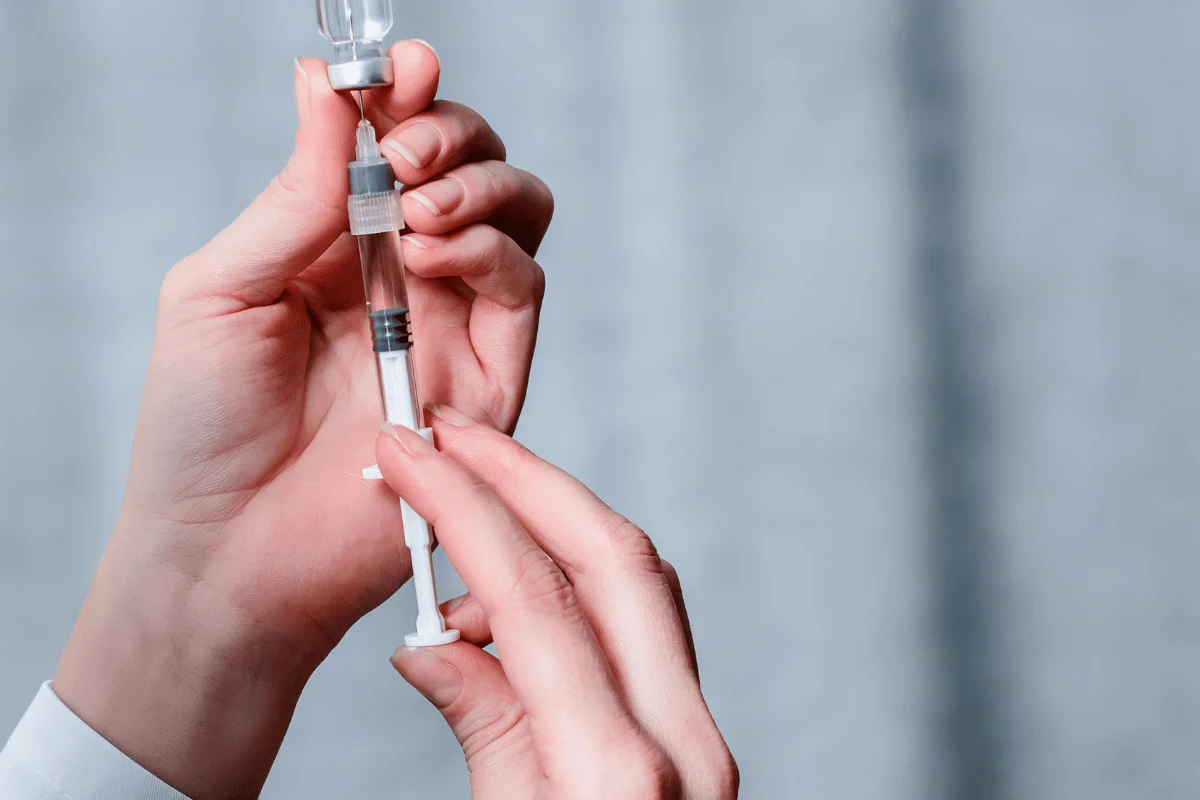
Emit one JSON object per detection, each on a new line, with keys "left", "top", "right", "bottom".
{"left": 0, "top": 682, "right": 192, "bottom": 800}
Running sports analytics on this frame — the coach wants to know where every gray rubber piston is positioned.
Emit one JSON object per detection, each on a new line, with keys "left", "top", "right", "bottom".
{"left": 350, "top": 160, "right": 396, "bottom": 196}
{"left": 371, "top": 308, "right": 412, "bottom": 352}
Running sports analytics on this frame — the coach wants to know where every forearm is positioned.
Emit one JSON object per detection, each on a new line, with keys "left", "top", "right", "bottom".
{"left": 54, "top": 534, "right": 317, "bottom": 800}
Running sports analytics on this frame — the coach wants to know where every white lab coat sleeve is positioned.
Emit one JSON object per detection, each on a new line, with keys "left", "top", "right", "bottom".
{"left": 0, "top": 682, "right": 192, "bottom": 800}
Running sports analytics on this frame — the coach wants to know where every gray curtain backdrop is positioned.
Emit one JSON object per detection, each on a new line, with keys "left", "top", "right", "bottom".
{"left": 2, "top": 2, "right": 1198, "bottom": 798}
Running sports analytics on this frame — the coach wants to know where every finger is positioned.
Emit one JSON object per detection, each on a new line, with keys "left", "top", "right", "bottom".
{"left": 659, "top": 560, "right": 699, "bottom": 677}
{"left": 166, "top": 59, "right": 359, "bottom": 309}
{"left": 373, "top": 426, "right": 645, "bottom": 772}
{"left": 402, "top": 225, "right": 544, "bottom": 311}
{"left": 363, "top": 40, "right": 441, "bottom": 133}
{"left": 441, "top": 594, "right": 493, "bottom": 647}
{"left": 425, "top": 408, "right": 737, "bottom": 797}
{"left": 403, "top": 225, "right": 542, "bottom": 415}
{"left": 401, "top": 161, "right": 554, "bottom": 257}
{"left": 391, "top": 643, "right": 536, "bottom": 787}
{"left": 380, "top": 100, "right": 506, "bottom": 187}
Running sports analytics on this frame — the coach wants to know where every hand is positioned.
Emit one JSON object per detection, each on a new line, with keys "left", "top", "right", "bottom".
{"left": 375, "top": 406, "right": 739, "bottom": 799}
{"left": 53, "top": 42, "right": 552, "bottom": 799}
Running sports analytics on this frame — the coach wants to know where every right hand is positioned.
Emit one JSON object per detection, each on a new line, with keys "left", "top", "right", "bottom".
{"left": 375, "top": 405, "right": 739, "bottom": 799}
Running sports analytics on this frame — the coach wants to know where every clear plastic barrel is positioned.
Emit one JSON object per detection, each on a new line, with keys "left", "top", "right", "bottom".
{"left": 358, "top": 230, "right": 409, "bottom": 319}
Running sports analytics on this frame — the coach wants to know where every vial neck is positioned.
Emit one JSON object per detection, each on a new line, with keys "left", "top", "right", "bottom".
{"left": 333, "top": 40, "right": 384, "bottom": 63}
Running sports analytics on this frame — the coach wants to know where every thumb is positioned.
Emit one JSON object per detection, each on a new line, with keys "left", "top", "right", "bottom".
{"left": 391, "top": 643, "right": 532, "bottom": 771}
{"left": 170, "top": 58, "right": 359, "bottom": 308}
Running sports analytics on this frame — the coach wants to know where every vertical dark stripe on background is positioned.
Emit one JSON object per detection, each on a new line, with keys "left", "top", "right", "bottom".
{"left": 900, "top": 4, "right": 1007, "bottom": 800}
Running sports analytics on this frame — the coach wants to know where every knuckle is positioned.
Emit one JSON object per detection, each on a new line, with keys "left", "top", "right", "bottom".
{"left": 434, "top": 98, "right": 477, "bottom": 123}
{"left": 509, "top": 547, "right": 577, "bottom": 616}
{"left": 429, "top": 99, "right": 502, "bottom": 158}
{"left": 440, "top": 231, "right": 484, "bottom": 274}
{"left": 475, "top": 381, "right": 513, "bottom": 434}
{"left": 265, "top": 162, "right": 311, "bottom": 212}
{"left": 467, "top": 111, "right": 501, "bottom": 151}
{"left": 600, "top": 510, "right": 664, "bottom": 578}
{"left": 616, "top": 747, "right": 681, "bottom": 799}
{"left": 526, "top": 170, "right": 556, "bottom": 223}
{"left": 452, "top": 226, "right": 528, "bottom": 292}
{"left": 658, "top": 559, "right": 686, "bottom": 599}
{"left": 420, "top": 99, "right": 469, "bottom": 133}
{"left": 475, "top": 160, "right": 511, "bottom": 202}
{"left": 692, "top": 745, "right": 741, "bottom": 800}
{"left": 472, "top": 222, "right": 509, "bottom": 258}
{"left": 491, "top": 437, "right": 544, "bottom": 492}
{"left": 712, "top": 751, "right": 742, "bottom": 799}
{"left": 158, "top": 264, "right": 193, "bottom": 309}
{"left": 458, "top": 702, "right": 528, "bottom": 763}
{"left": 530, "top": 259, "right": 547, "bottom": 304}
{"left": 434, "top": 225, "right": 493, "bottom": 275}
{"left": 490, "top": 235, "right": 545, "bottom": 309}
{"left": 157, "top": 260, "right": 228, "bottom": 312}
{"left": 262, "top": 160, "right": 341, "bottom": 217}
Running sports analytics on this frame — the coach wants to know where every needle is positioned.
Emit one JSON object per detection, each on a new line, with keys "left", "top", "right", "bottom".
{"left": 355, "top": 90, "right": 365, "bottom": 120}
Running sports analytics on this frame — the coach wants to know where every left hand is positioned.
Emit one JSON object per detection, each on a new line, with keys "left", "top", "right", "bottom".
{"left": 54, "top": 42, "right": 552, "bottom": 799}
{"left": 376, "top": 407, "right": 739, "bottom": 799}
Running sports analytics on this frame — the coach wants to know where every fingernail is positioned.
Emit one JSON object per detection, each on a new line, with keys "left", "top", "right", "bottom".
{"left": 441, "top": 594, "right": 471, "bottom": 614}
{"left": 409, "top": 39, "right": 440, "bottom": 67}
{"left": 402, "top": 234, "right": 446, "bottom": 250}
{"left": 391, "top": 647, "right": 463, "bottom": 709}
{"left": 425, "top": 404, "right": 477, "bottom": 428}
{"left": 385, "top": 122, "right": 444, "bottom": 169}
{"left": 405, "top": 178, "right": 465, "bottom": 216}
{"left": 294, "top": 59, "right": 311, "bottom": 125}
{"left": 381, "top": 422, "right": 436, "bottom": 455}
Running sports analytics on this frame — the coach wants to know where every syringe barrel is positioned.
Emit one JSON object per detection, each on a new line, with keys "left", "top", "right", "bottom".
{"left": 356, "top": 228, "right": 422, "bottom": 429}
{"left": 358, "top": 230, "right": 410, "bottom": 341}
{"left": 347, "top": 120, "right": 421, "bottom": 427}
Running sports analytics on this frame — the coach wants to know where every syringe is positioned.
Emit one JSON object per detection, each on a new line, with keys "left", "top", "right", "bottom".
{"left": 349, "top": 120, "right": 460, "bottom": 648}
{"left": 317, "top": 0, "right": 460, "bottom": 647}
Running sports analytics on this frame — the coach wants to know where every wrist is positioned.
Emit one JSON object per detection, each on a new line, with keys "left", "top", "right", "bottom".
{"left": 55, "top": 522, "right": 319, "bottom": 799}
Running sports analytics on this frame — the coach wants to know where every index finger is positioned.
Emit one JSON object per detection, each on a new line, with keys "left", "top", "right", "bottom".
{"left": 373, "top": 425, "right": 644, "bottom": 769}
{"left": 424, "top": 407, "right": 730, "bottom": 794}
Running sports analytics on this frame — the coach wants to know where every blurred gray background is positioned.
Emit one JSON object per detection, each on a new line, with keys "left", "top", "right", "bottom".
{"left": 3, "top": 1, "right": 1200, "bottom": 798}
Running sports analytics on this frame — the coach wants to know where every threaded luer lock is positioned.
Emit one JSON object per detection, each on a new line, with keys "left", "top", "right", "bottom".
{"left": 349, "top": 190, "right": 404, "bottom": 236}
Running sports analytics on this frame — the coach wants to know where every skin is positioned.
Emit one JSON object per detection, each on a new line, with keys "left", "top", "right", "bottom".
{"left": 53, "top": 42, "right": 551, "bottom": 799}
{"left": 380, "top": 409, "right": 739, "bottom": 799}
